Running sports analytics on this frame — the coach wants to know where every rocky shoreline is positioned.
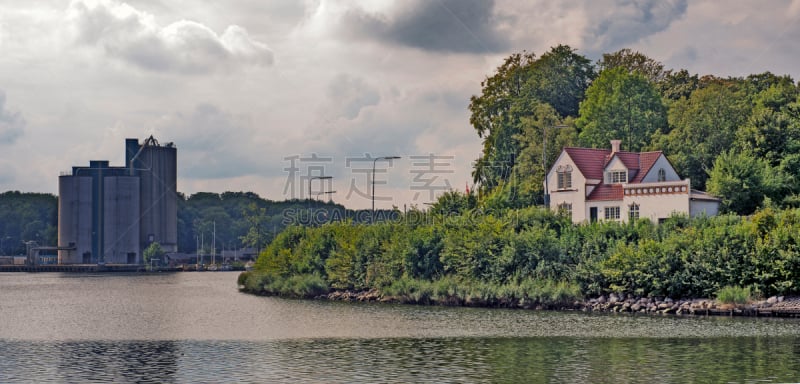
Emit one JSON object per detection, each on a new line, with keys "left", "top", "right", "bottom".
{"left": 320, "top": 290, "right": 800, "bottom": 318}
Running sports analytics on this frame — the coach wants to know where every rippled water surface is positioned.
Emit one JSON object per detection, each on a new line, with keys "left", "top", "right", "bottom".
{"left": 1, "top": 272, "right": 799, "bottom": 383}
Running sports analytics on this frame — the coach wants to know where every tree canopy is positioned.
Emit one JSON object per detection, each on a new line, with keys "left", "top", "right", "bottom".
{"left": 577, "top": 67, "right": 666, "bottom": 152}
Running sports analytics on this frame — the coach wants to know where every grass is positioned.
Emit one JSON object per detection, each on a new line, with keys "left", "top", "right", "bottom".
{"left": 716, "top": 285, "right": 751, "bottom": 305}
{"left": 382, "top": 276, "right": 583, "bottom": 308}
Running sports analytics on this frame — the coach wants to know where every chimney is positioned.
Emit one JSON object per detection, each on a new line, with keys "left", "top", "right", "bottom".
{"left": 610, "top": 139, "right": 621, "bottom": 154}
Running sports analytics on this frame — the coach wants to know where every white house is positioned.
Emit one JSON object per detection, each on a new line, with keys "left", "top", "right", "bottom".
{"left": 545, "top": 140, "right": 720, "bottom": 223}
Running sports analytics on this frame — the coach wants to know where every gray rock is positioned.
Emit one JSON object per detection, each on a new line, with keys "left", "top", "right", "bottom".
{"left": 609, "top": 293, "right": 619, "bottom": 304}
{"left": 767, "top": 296, "right": 778, "bottom": 304}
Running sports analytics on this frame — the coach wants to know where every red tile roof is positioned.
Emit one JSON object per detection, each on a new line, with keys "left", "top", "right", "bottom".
{"left": 561, "top": 147, "right": 668, "bottom": 202}
{"left": 563, "top": 147, "right": 665, "bottom": 183}
{"left": 563, "top": 147, "right": 610, "bottom": 180}
{"left": 587, "top": 184, "right": 623, "bottom": 201}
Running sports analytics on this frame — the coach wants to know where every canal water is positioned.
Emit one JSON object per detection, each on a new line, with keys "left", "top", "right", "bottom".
{"left": 1, "top": 272, "right": 798, "bottom": 383}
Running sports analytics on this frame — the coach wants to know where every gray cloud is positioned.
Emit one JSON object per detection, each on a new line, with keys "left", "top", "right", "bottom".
{"left": 154, "top": 103, "right": 265, "bottom": 179}
{"left": 326, "top": 74, "right": 380, "bottom": 120}
{"left": 68, "top": 0, "right": 274, "bottom": 73}
{"left": 340, "top": 0, "right": 507, "bottom": 53}
{"left": 0, "top": 90, "right": 25, "bottom": 145}
{"left": 582, "top": 0, "right": 688, "bottom": 54}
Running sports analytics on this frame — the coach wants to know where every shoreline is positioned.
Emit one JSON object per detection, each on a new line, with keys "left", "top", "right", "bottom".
{"left": 270, "top": 289, "right": 800, "bottom": 318}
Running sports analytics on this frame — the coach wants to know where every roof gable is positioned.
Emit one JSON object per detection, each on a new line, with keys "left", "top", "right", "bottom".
{"left": 563, "top": 147, "right": 610, "bottom": 180}
{"left": 562, "top": 147, "right": 665, "bottom": 184}
{"left": 631, "top": 152, "right": 664, "bottom": 183}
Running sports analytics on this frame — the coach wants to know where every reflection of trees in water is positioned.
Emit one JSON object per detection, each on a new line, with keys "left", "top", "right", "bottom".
{"left": 2, "top": 337, "right": 800, "bottom": 383}
{"left": 56, "top": 341, "right": 179, "bottom": 383}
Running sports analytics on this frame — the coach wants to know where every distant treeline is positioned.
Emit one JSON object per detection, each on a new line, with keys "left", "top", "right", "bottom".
{"left": 0, "top": 191, "right": 57, "bottom": 255}
{"left": 0, "top": 190, "right": 377, "bottom": 255}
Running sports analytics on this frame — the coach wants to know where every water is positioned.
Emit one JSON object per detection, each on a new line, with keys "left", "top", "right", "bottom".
{"left": 1, "top": 272, "right": 799, "bottom": 383}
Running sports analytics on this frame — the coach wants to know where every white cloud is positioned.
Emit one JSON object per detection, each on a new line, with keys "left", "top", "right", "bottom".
{"left": 0, "top": 90, "right": 25, "bottom": 145}
{"left": 67, "top": 0, "right": 274, "bottom": 73}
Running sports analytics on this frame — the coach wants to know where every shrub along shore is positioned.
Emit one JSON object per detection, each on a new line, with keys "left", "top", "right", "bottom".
{"left": 239, "top": 206, "right": 800, "bottom": 317}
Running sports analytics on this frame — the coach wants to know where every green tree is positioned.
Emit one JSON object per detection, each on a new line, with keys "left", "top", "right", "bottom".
{"left": 469, "top": 51, "right": 537, "bottom": 192}
{"left": 706, "top": 150, "right": 769, "bottom": 215}
{"left": 513, "top": 103, "right": 575, "bottom": 207}
{"left": 525, "top": 44, "right": 596, "bottom": 118}
{"left": 598, "top": 48, "right": 665, "bottom": 84}
{"left": 240, "top": 202, "right": 269, "bottom": 255}
{"left": 143, "top": 242, "right": 165, "bottom": 269}
{"left": 577, "top": 67, "right": 666, "bottom": 152}
{"left": 469, "top": 46, "right": 594, "bottom": 194}
{"left": 428, "top": 190, "right": 477, "bottom": 216}
{"left": 657, "top": 69, "right": 700, "bottom": 101}
{"left": 735, "top": 82, "right": 800, "bottom": 165}
{"left": 654, "top": 82, "right": 751, "bottom": 189}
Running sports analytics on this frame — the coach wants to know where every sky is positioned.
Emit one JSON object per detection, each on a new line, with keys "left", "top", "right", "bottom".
{"left": 1, "top": 0, "right": 799, "bottom": 210}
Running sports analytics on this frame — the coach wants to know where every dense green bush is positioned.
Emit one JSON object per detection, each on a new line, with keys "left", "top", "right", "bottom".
{"left": 240, "top": 207, "right": 800, "bottom": 304}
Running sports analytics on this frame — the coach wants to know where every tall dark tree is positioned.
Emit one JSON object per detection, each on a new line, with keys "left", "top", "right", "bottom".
{"left": 469, "top": 46, "right": 594, "bottom": 194}
{"left": 657, "top": 69, "right": 700, "bottom": 101}
{"left": 469, "top": 51, "right": 537, "bottom": 192}
{"left": 598, "top": 48, "right": 665, "bottom": 84}
{"left": 525, "top": 44, "right": 596, "bottom": 118}
{"left": 577, "top": 67, "right": 666, "bottom": 152}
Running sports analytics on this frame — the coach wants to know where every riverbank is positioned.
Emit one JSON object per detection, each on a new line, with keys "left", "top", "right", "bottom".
{"left": 326, "top": 290, "right": 800, "bottom": 318}
{"left": 238, "top": 271, "right": 800, "bottom": 318}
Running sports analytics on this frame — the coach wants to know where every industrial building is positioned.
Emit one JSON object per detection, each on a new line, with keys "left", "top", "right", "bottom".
{"left": 58, "top": 136, "right": 177, "bottom": 264}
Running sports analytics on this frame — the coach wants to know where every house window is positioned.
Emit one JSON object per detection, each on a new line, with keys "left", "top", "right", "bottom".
{"left": 557, "top": 202, "right": 572, "bottom": 218}
{"left": 629, "top": 203, "right": 640, "bottom": 220}
{"left": 658, "top": 168, "right": 666, "bottom": 182}
{"left": 604, "top": 206, "right": 620, "bottom": 220}
{"left": 556, "top": 165, "right": 572, "bottom": 189}
{"left": 608, "top": 170, "right": 627, "bottom": 184}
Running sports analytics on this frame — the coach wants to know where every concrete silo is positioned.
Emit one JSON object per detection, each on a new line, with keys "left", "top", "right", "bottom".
{"left": 102, "top": 176, "right": 140, "bottom": 264}
{"left": 58, "top": 174, "right": 92, "bottom": 264}
{"left": 58, "top": 136, "right": 177, "bottom": 264}
{"left": 126, "top": 137, "right": 178, "bottom": 254}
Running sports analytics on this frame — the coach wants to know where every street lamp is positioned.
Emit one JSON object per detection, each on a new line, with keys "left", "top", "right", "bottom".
{"left": 543, "top": 125, "right": 569, "bottom": 208}
{"left": 309, "top": 176, "right": 333, "bottom": 201}
{"left": 372, "top": 156, "right": 401, "bottom": 220}
{"left": 322, "top": 190, "right": 337, "bottom": 202}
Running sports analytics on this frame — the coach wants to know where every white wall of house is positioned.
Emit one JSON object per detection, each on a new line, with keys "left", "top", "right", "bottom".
{"left": 623, "top": 193, "right": 689, "bottom": 223}
{"left": 640, "top": 155, "right": 681, "bottom": 182}
{"left": 546, "top": 151, "right": 588, "bottom": 222}
{"left": 586, "top": 200, "right": 624, "bottom": 222}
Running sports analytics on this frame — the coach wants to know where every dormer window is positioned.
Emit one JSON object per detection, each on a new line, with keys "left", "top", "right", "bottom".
{"left": 608, "top": 170, "right": 627, "bottom": 184}
{"left": 556, "top": 165, "right": 572, "bottom": 189}
{"left": 658, "top": 168, "right": 666, "bottom": 182}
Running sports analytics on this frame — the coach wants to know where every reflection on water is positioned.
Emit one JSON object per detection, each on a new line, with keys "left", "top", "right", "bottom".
{"left": 1, "top": 272, "right": 799, "bottom": 383}
{"left": 2, "top": 338, "right": 799, "bottom": 383}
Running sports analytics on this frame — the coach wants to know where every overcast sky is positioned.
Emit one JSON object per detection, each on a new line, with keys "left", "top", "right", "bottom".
{"left": 1, "top": 0, "right": 799, "bottom": 209}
